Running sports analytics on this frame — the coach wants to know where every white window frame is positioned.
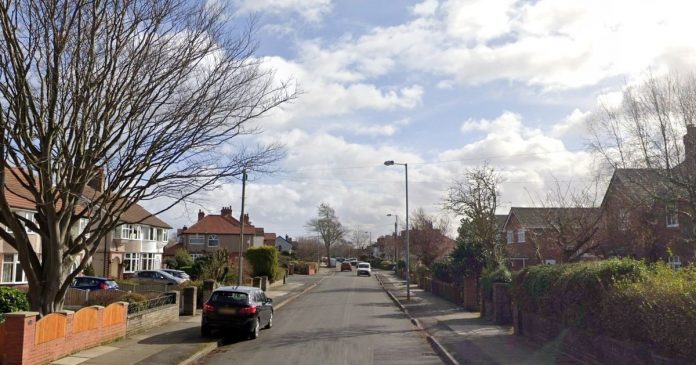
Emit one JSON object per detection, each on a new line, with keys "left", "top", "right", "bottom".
{"left": 666, "top": 204, "right": 679, "bottom": 228}
{"left": 121, "top": 224, "right": 142, "bottom": 240}
{"left": 144, "top": 226, "right": 156, "bottom": 241}
{"left": 506, "top": 230, "right": 514, "bottom": 244}
{"left": 189, "top": 234, "right": 205, "bottom": 245}
{"left": 1, "top": 254, "right": 26, "bottom": 284}
{"left": 544, "top": 259, "right": 557, "bottom": 265}
{"left": 668, "top": 255, "right": 681, "bottom": 269}
{"left": 207, "top": 234, "right": 219, "bottom": 247}
{"left": 123, "top": 252, "right": 141, "bottom": 273}
{"left": 141, "top": 253, "right": 156, "bottom": 270}
{"left": 517, "top": 229, "right": 526, "bottom": 243}
{"left": 190, "top": 253, "right": 205, "bottom": 261}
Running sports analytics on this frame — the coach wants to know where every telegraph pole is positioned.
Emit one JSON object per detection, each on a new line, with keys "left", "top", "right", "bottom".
{"left": 238, "top": 168, "right": 247, "bottom": 286}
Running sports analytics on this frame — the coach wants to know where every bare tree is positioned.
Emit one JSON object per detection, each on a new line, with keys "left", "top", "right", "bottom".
{"left": 528, "top": 179, "right": 603, "bottom": 263}
{"left": 409, "top": 208, "right": 453, "bottom": 267}
{"left": 0, "top": 0, "right": 294, "bottom": 315}
{"left": 589, "top": 73, "right": 696, "bottom": 240}
{"left": 305, "top": 203, "right": 346, "bottom": 267}
{"left": 444, "top": 164, "right": 505, "bottom": 267}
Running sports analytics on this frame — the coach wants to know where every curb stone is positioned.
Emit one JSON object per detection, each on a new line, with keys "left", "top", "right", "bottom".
{"left": 178, "top": 275, "right": 329, "bottom": 365}
{"left": 375, "top": 273, "right": 461, "bottom": 365}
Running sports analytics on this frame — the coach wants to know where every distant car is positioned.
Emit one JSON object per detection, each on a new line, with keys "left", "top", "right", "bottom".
{"left": 202, "top": 286, "right": 273, "bottom": 339}
{"left": 340, "top": 262, "right": 352, "bottom": 272}
{"left": 161, "top": 269, "right": 191, "bottom": 281}
{"left": 133, "top": 270, "right": 186, "bottom": 285}
{"left": 356, "top": 262, "right": 371, "bottom": 276}
{"left": 348, "top": 259, "right": 358, "bottom": 267}
{"left": 71, "top": 276, "right": 119, "bottom": 291}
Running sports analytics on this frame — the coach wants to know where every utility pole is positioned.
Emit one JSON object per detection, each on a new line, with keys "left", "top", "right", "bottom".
{"left": 238, "top": 168, "right": 247, "bottom": 286}
{"left": 405, "top": 163, "right": 410, "bottom": 301}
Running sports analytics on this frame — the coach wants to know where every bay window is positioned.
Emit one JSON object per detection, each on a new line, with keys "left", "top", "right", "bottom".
{"left": 1, "top": 254, "right": 26, "bottom": 284}
{"left": 141, "top": 253, "right": 156, "bottom": 270}
{"left": 124, "top": 252, "right": 141, "bottom": 273}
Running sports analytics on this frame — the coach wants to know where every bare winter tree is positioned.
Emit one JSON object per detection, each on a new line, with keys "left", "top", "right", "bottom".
{"left": 305, "top": 203, "right": 346, "bottom": 267}
{"left": 409, "top": 208, "right": 453, "bottom": 267}
{"left": 589, "top": 73, "right": 696, "bottom": 239}
{"left": 0, "top": 0, "right": 294, "bottom": 315}
{"left": 527, "top": 179, "right": 603, "bottom": 263}
{"left": 444, "top": 164, "right": 505, "bottom": 267}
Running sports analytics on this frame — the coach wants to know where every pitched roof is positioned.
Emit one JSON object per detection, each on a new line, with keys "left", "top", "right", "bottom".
{"left": 264, "top": 233, "right": 276, "bottom": 240}
{"left": 600, "top": 168, "right": 672, "bottom": 208}
{"left": 509, "top": 207, "right": 599, "bottom": 229}
{"left": 183, "top": 215, "right": 258, "bottom": 235}
{"left": 495, "top": 214, "right": 508, "bottom": 230}
{"left": 3, "top": 167, "right": 170, "bottom": 228}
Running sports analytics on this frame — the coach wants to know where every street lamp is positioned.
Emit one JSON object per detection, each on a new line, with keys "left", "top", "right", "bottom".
{"left": 386, "top": 214, "right": 398, "bottom": 261}
{"left": 384, "top": 160, "right": 410, "bottom": 301}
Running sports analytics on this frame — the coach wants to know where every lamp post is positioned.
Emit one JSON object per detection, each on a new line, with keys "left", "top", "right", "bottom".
{"left": 386, "top": 214, "right": 398, "bottom": 261}
{"left": 238, "top": 168, "right": 248, "bottom": 286}
{"left": 384, "top": 160, "right": 410, "bottom": 301}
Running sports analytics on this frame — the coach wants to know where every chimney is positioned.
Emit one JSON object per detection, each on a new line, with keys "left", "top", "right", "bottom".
{"left": 221, "top": 206, "right": 232, "bottom": 218}
{"left": 198, "top": 210, "right": 205, "bottom": 222}
{"left": 684, "top": 124, "right": 696, "bottom": 166}
{"left": 243, "top": 213, "right": 251, "bottom": 225}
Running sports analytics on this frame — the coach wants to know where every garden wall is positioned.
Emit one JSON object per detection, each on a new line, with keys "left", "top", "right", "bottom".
{"left": 0, "top": 303, "right": 128, "bottom": 365}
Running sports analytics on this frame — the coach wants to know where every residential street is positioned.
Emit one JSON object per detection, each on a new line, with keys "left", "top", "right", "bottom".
{"left": 196, "top": 270, "right": 443, "bottom": 365}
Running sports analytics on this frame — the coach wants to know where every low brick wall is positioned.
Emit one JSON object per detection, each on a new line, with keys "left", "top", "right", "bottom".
{"left": 515, "top": 309, "right": 691, "bottom": 365}
{"left": 0, "top": 303, "right": 128, "bottom": 365}
{"left": 126, "top": 304, "right": 179, "bottom": 336}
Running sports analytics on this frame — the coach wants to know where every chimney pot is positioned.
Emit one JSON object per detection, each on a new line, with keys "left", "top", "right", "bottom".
{"left": 198, "top": 210, "right": 205, "bottom": 222}
{"left": 221, "top": 206, "right": 233, "bottom": 217}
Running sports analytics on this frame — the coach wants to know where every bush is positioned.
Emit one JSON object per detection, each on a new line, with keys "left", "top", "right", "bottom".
{"left": 379, "top": 260, "right": 394, "bottom": 270}
{"left": 0, "top": 287, "right": 29, "bottom": 321}
{"left": 431, "top": 259, "right": 454, "bottom": 283}
{"left": 82, "top": 264, "right": 95, "bottom": 276}
{"left": 293, "top": 261, "right": 318, "bottom": 275}
{"left": 480, "top": 265, "right": 512, "bottom": 299}
{"left": 511, "top": 258, "right": 647, "bottom": 330}
{"left": 274, "top": 267, "right": 286, "bottom": 283}
{"left": 246, "top": 246, "right": 279, "bottom": 280}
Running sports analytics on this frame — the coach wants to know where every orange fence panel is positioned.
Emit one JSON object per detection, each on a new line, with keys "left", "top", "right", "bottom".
{"left": 73, "top": 307, "right": 98, "bottom": 334}
{"left": 102, "top": 303, "right": 126, "bottom": 327}
{"left": 35, "top": 313, "right": 67, "bottom": 345}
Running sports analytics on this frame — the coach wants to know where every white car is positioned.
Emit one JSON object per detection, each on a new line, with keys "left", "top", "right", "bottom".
{"left": 356, "top": 262, "right": 371, "bottom": 276}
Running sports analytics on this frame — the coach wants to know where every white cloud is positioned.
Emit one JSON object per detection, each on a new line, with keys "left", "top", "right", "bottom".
{"left": 551, "top": 109, "right": 591, "bottom": 138}
{"left": 411, "top": 0, "right": 439, "bottom": 17}
{"left": 233, "top": 0, "right": 332, "bottom": 22}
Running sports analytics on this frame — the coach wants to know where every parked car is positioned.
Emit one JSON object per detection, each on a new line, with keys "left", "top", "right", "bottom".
{"left": 348, "top": 258, "right": 358, "bottom": 267}
{"left": 202, "top": 286, "right": 273, "bottom": 339}
{"left": 71, "top": 276, "right": 119, "bottom": 291}
{"left": 356, "top": 262, "right": 371, "bottom": 276}
{"left": 161, "top": 269, "right": 191, "bottom": 281}
{"left": 340, "top": 262, "right": 352, "bottom": 272}
{"left": 132, "top": 270, "right": 186, "bottom": 285}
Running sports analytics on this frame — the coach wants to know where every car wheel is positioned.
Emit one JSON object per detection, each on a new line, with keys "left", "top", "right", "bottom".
{"left": 264, "top": 311, "right": 273, "bottom": 329}
{"left": 250, "top": 318, "right": 260, "bottom": 339}
{"left": 201, "top": 325, "right": 211, "bottom": 337}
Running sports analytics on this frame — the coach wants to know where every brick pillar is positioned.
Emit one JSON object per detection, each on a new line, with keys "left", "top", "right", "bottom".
{"left": 3, "top": 311, "right": 39, "bottom": 365}
{"left": 181, "top": 287, "right": 197, "bottom": 315}
{"left": 260, "top": 276, "right": 268, "bottom": 291}
{"left": 252, "top": 277, "right": 261, "bottom": 288}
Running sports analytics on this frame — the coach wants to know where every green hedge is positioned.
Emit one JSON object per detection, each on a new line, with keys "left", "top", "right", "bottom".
{"left": 480, "top": 266, "right": 512, "bottom": 300}
{"left": 511, "top": 258, "right": 696, "bottom": 360}
{"left": 0, "top": 287, "right": 29, "bottom": 321}
{"left": 246, "top": 246, "right": 279, "bottom": 280}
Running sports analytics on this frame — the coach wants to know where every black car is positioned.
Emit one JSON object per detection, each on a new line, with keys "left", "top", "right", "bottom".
{"left": 71, "top": 276, "right": 119, "bottom": 291}
{"left": 201, "top": 286, "right": 273, "bottom": 339}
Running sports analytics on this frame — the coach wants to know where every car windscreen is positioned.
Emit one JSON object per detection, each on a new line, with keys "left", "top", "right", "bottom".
{"left": 105, "top": 280, "right": 118, "bottom": 287}
{"left": 210, "top": 291, "right": 249, "bottom": 305}
{"left": 358, "top": 264, "right": 369, "bottom": 268}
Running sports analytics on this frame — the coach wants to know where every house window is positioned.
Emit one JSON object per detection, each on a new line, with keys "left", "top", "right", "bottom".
{"left": 666, "top": 204, "right": 679, "bottom": 228}
{"left": 144, "top": 227, "right": 155, "bottom": 241}
{"left": 506, "top": 231, "right": 514, "bottom": 244}
{"left": 208, "top": 235, "right": 219, "bottom": 247}
{"left": 18, "top": 211, "right": 35, "bottom": 233}
{"left": 1, "top": 254, "right": 26, "bottom": 284}
{"left": 121, "top": 224, "right": 141, "bottom": 240}
{"left": 517, "top": 229, "right": 526, "bottom": 243}
{"left": 141, "top": 253, "right": 156, "bottom": 270}
{"left": 189, "top": 234, "right": 204, "bottom": 245}
{"left": 544, "top": 259, "right": 557, "bottom": 265}
{"left": 618, "top": 209, "right": 629, "bottom": 231}
{"left": 123, "top": 253, "right": 141, "bottom": 273}
{"left": 190, "top": 254, "right": 205, "bottom": 261}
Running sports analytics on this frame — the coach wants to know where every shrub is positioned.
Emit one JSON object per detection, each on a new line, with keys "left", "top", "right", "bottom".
{"left": 379, "top": 260, "right": 393, "bottom": 270}
{"left": 511, "top": 258, "right": 647, "bottom": 330}
{"left": 246, "top": 246, "right": 279, "bottom": 280}
{"left": 0, "top": 287, "right": 29, "bottom": 321}
{"left": 274, "top": 267, "right": 286, "bottom": 283}
{"left": 82, "top": 264, "right": 95, "bottom": 276}
{"left": 480, "top": 265, "right": 512, "bottom": 299}
{"left": 293, "top": 261, "right": 318, "bottom": 275}
{"left": 431, "top": 259, "right": 454, "bottom": 283}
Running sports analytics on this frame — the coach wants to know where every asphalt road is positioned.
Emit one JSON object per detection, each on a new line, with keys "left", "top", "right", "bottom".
{"left": 197, "top": 270, "right": 443, "bottom": 365}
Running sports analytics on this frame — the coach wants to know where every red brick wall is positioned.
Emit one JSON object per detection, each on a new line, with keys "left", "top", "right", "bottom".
{"left": 1, "top": 303, "right": 128, "bottom": 365}
{"left": 504, "top": 214, "right": 563, "bottom": 270}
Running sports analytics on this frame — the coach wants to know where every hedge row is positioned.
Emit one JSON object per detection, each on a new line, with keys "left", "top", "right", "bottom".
{"left": 511, "top": 258, "right": 696, "bottom": 360}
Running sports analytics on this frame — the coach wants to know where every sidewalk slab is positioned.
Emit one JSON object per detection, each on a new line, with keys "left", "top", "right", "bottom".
{"left": 377, "top": 271, "right": 582, "bottom": 365}
{"left": 51, "top": 274, "right": 326, "bottom": 365}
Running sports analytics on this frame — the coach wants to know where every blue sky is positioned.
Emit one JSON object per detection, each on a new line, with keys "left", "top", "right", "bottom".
{"left": 149, "top": 0, "right": 696, "bottom": 240}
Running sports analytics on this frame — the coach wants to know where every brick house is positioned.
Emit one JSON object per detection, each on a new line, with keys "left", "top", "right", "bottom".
{"left": 503, "top": 207, "right": 600, "bottom": 270}
{"left": 178, "top": 206, "right": 266, "bottom": 261}
{"left": 0, "top": 168, "right": 171, "bottom": 283}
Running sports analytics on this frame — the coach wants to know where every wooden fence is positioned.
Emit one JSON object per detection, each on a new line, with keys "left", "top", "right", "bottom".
{"left": 416, "top": 274, "right": 479, "bottom": 311}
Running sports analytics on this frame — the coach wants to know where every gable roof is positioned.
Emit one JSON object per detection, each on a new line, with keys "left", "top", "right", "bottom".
{"left": 183, "top": 215, "right": 258, "bottom": 235}
{"left": 495, "top": 214, "right": 508, "bottom": 230}
{"left": 3, "top": 167, "right": 170, "bottom": 228}
{"left": 600, "top": 168, "right": 672, "bottom": 209}
{"left": 508, "top": 207, "right": 599, "bottom": 229}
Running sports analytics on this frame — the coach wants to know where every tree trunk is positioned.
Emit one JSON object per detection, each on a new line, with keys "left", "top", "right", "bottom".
{"left": 326, "top": 245, "right": 332, "bottom": 268}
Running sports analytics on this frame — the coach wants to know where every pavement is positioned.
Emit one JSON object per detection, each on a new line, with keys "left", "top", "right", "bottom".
{"left": 376, "top": 270, "right": 582, "bottom": 365}
{"left": 51, "top": 270, "right": 331, "bottom": 365}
